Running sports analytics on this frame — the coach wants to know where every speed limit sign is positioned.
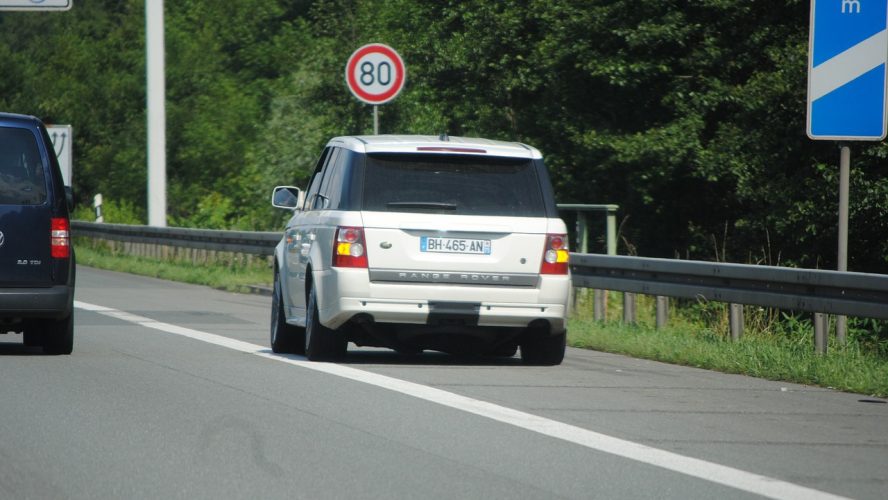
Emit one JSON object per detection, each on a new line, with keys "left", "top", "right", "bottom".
{"left": 345, "top": 43, "right": 406, "bottom": 105}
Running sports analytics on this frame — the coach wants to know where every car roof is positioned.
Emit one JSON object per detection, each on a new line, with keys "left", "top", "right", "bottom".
{"left": 0, "top": 112, "right": 41, "bottom": 128}
{"left": 329, "top": 135, "right": 543, "bottom": 159}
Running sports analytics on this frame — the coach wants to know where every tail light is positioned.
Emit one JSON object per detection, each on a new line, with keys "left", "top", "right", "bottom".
{"left": 540, "top": 233, "right": 569, "bottom": 275}
{"left": 51, "top": 217, "right": 70, "bottom": 258}
{"left": 332, "top": 226, "right": 368, "bottom": 268}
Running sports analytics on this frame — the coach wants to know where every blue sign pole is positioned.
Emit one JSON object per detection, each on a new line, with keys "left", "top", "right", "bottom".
{"left": 806, "top": 1, "right": 888, "bottom": 343}
{"left": 807, "top": 0, "right": 888, "bottom": 140}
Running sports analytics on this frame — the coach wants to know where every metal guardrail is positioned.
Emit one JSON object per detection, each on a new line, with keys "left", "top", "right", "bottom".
{"left": 72, "top": 221, "right": 279, "bottom": 256}
{"left": 570, "top": 254, "right": 888, "bottom": 321}
{"left": 73, "top": 220, "right": 888, "bottom": 353}
{"left": 74, "top": 204, "right": 609, "bottom": 257}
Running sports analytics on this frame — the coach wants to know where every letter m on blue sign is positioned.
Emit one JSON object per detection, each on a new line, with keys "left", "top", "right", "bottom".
{"left": 807, "top": 0, "right": 888, "bottom": 140}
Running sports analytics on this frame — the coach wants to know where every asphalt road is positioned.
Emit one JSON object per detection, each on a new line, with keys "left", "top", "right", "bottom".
{"left": 0, "top": 266, "right": 885, "bottom": 500}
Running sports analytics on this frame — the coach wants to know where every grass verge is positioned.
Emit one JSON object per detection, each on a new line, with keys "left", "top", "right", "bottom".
{"left": 568, "top": 302, "right": 888, "bottom": 397}
{"left": 74, "top": 239, "right": 273, "bottom": 294}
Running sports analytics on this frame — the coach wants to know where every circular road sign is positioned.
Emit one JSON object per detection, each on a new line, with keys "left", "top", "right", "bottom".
{"left": 345, "top": 43, "right": 406, "bottom": 105}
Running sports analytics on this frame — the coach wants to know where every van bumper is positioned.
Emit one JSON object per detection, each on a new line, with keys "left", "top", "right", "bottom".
{"left": 0, "top": 285, "right": 74, "bottom": 319}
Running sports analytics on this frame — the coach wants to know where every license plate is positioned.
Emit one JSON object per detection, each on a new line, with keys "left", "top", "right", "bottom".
{"left": 420, "top": 236, "right": 491, "bottom": 255}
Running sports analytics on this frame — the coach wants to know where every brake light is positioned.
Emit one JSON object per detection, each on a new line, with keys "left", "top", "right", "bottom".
{"left": 540, "top": 233, "right": 569, "bottom": 274}
{"left": 332, "top": 226, "right": 368, "bottom": 268}
{"left": 51, "top": 217, "right": 70, "bottom": 258}
{"left": 416, "top": 146, "right": 487, "bottom": 154}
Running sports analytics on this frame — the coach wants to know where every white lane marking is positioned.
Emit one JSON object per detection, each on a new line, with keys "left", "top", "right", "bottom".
{"left": 810, "top": 30, "right": 887, "bottom": 101}
{"left": 75, "top": 300, "right": 850, "bottom": 500}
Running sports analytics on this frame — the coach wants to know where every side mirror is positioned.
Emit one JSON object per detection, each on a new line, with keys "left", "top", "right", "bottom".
{"left": 271, "top": 186, "right": 303, "bottom": 210}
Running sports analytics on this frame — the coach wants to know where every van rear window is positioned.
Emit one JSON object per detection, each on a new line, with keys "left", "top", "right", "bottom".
{"left": 362, "top": 154, "right": 546, "bottom": 217}
{"left": 0, "top": 127, "right": 47, "bottom": 205}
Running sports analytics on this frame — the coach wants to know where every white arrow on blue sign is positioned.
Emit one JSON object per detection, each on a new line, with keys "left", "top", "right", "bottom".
{"left": 807, "top": 0, "right": 888, "bottom": 140}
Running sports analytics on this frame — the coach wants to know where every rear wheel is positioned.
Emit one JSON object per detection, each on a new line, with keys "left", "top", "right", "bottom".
{"left": 520, "top": 332, "right": 565, "bottom": 366}
{"left": 270, "top": 270, "right": 305, "bottom": 354}
{"left": 305, "top": 285, "right": 346, "bottom": 361}
{"left": 41, "top": 314, "right": 73, "bottom": 355}
{"left": 488, "top": 343, "right": 518, "bottom": 358}
{"left": 22, "top": 322, "right": 42, "bottom": 347}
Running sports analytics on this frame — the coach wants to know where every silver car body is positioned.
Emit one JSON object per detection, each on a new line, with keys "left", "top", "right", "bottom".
{"left": 273, "top": 135, "right": 570, "bottom": 360}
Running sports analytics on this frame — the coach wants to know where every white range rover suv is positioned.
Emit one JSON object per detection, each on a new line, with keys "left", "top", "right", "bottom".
{"left": 270, "top": 135, "right": 570, "bottom": 364}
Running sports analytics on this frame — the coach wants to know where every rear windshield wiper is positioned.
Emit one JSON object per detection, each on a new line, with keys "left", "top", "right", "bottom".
{"left": 387, "top": 202, "right": 457, "bottom": 210}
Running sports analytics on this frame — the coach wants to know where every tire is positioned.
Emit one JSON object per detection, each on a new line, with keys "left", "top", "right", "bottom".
{"left": 488, "top": 343, "right": 518, "bottom": 358}
{"left": 42, "top": 314, "right": 73, "bottom": 355}
{"left": 520, "top": 332, "right": 565, "bottom": 366}
{"left": 270, "top": 270, "right": 305, "bottom": 354}
{"left": 22, "top": 322, "right": 43, "bottom": 348}
{"left": 305, "top": 285, "right": 346, "bottom": 361}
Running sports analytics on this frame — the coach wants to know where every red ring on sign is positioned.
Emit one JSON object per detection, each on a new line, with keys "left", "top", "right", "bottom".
{"left": 345, "top": 43, "right": 405, "bottom": 104}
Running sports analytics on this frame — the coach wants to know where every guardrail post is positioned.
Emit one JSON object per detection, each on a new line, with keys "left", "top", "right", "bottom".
{"left": 729, "top": 304, "right": 743, "bottom": 341}
{"left": 605, "top": 207, "right": 617, "bottom": 323}
{"left": 593, "top": 290, "right": 606, "bottom": 321}
{"left": 572, "top": 212, "right": 590, "bottom": 316}
{"left": 656, "top": 296, "right": 668, "bottom": 329}
{"left": 606, "top": 206, "right": 617, "bottom": 256}
{"left": 814, "top": 313, "right": 829, "bottom": 355}
{"left": 623, "top": 293, "right": 636, "bottom": 324}
{"left": 577, "top": 212, "right": 589, "bottom": 254}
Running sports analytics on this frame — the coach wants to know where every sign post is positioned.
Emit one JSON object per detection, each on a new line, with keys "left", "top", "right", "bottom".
{"left": 345, "top": 43, "right": 406, "bottom": 134}
{"left": 146, "top": 0, "right": 166, "bottom": 227}
{"left": 807, "top": 0, "right": 888, "bottom": 347}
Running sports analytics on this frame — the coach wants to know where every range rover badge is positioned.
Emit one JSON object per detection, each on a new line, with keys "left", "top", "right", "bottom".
{"left": 380, "top": 241, "right": 392, "bottom": 249}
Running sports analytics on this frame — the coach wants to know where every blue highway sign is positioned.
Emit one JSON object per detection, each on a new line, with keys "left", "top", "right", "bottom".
{"left": 807, "top": 0, "right": 888, "bottom": 140}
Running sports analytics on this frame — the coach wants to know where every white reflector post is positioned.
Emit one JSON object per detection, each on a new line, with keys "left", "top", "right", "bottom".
{"left": 146, "top": 0, "right": 167, "bottom": 227}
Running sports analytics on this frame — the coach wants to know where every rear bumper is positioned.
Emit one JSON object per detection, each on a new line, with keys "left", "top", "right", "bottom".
{"left": 0, "top": 285, "right": 74, "bottom": 319}
{"left": 329, "top": 297, "right": 567, "bottom": 332}
{"left": 315, "top": 268, "right": 570, "bottom": 333}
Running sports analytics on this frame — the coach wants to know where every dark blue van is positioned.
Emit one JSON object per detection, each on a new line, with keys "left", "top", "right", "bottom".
{"left": 0, "top": 112, "right": 75, "bottom": 354}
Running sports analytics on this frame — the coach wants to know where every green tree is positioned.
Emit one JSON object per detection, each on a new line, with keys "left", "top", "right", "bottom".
{"left": 2, "top": 0, "right": 885, "bottom": 272}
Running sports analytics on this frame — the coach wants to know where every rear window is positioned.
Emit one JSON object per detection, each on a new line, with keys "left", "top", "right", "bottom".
{"left": 0, "top": 127, "right": 47, "bottom": 205}
{"left": 362, "top": 154, "right": 546, "bottom": 217}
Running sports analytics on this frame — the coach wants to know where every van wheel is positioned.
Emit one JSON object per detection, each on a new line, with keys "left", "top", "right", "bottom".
{"left": 22, "top": 323, "right": 42, "bottom": 348}
{"left": 520, "top": 332, "right": 565, "bottom": 366}
{"left": 271, "top": 270, "right": 305, "bottom": 354}
{"left": 42, "top": 314, "right": 73, "bottom": 355}
{"left": 305, "top": 285, "right": 346, "bottom": 361}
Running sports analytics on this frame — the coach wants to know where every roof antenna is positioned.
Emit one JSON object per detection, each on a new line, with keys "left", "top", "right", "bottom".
{"left": 438, "top": 133, "right": 449, "bottom": 141}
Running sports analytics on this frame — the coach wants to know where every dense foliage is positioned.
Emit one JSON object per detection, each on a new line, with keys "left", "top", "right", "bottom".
{"left": 2, "top": 0, "right": 886, "bottom": 272}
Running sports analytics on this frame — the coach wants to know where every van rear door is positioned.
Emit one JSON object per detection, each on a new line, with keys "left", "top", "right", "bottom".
{"left": 0, "top": 126, "right": 52, "bottom": 287}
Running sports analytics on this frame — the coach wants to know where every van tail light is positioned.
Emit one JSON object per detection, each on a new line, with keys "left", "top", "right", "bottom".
{"left": 540, "top": 234, "right": 569, "bottom": 275}
{"left": 51, "top": 217, "right": 70, "bottom": 259}
{"left": 332, "top": 226, "right": 368, "bottom": 268}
